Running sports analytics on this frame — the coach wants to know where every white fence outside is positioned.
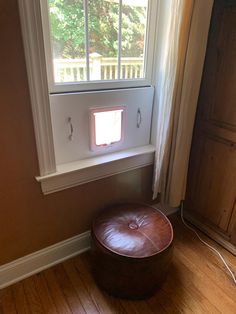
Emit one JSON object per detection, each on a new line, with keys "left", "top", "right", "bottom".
{"left": 53, "top": 53, "right": 144, "bottom": 82}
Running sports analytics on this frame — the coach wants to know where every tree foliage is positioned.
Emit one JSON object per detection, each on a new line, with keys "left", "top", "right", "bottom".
{"left": 48, "top": 0, "right": 147, "bottom": 58}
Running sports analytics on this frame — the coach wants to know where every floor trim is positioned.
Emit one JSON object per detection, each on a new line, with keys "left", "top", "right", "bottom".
{"left": 153, "top": 203, "right": 179, "bottom": 216}
{"left": 0, "top": 231, "right": 90, "bottom": 289}
{"left": 184, "top": 211, "right": 236, "bottom": 256}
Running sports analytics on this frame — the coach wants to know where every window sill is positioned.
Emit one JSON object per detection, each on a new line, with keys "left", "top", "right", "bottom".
{"left": 36, "top": 145, "right": 155, "bottom": 194}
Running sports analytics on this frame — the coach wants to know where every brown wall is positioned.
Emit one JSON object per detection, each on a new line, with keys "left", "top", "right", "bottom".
{"left": 0, "top": 1, "right": 153, "bottom": 265}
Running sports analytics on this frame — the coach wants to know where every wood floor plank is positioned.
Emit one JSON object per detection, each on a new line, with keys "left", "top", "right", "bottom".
{"left": 12, "top": 282, "right": 31, "bottom": 314}
{"left": 174, "top": 235, "right": 236, "bottom": 304}
{"left": 164, "top": 255, "right": 220, "bottom": 314}
{"left": 43, "top": 267, "right": 72, "bottom": 314}
{"left": 63, "top": 259, "right": 100, "bottom": 314}
{"left": 161, "top": 277, "right": 199, "bottom": 313}
{"left": 173, "top": 218, "right": 236, "bottom": 302}
{"left": 174, "top": 247, "right": 236, "bottom": 313}
{"left": 104, "top": 296, "right": 128, "bottom": 314}
{"left": 147, "top": 286, "right": 182, "bottom": 314}
{"left": 33, "top": 272, "right": 58, "bottom": 314}
{"left": 53, "top": 264, "right": 86, "bottom": 314}
{"left": 77, "top": 255, "right": 131, "bottom": 314}
{"left": 23, "top": 277, "right": 45, "bottom": 314}
{"left": 0, "top": 287, "right": 17, "bottom": 314}
{"left": 74, "top": 254, "right": 115, "bottom": 314}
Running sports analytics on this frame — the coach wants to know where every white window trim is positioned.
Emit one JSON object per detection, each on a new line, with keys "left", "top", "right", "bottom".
{"left": 18, "top": 0, "right": 56, "bottom": 176}
{"left": 18, "top": 0, "right": 159, "bottom": 194}
{"left": 36, "top": 145, "right": 155, "bottom": 194}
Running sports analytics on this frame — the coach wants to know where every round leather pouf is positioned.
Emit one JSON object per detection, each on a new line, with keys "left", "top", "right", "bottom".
{"left": 91, "top": 204, "right": 173, "bottom": 299}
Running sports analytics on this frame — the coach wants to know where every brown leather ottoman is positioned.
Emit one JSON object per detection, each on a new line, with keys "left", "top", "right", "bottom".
{"left": 91, "top": 204, "right": 173, "bottom": 299}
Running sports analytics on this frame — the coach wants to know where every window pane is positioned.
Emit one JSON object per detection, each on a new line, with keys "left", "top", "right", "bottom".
{"left": 88, "top": 0, "right": 119, "bottom": 81}
{"left": 121, "top": 0, "right": 148, "bottom": 79}
{"left": 47, "top": 0, "right": 149, "bottom": 86}
{"left": 48, "top": 0, "right": 87, "bottom": 83}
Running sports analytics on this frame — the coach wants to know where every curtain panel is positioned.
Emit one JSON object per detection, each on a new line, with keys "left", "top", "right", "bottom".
{"left": 152, "top": 0, "right": 213, "bottom": 207}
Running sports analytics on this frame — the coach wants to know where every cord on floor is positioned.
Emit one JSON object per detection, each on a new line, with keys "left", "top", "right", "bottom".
{"left": 180, "top": 201, "right": 236, "bottom": 285}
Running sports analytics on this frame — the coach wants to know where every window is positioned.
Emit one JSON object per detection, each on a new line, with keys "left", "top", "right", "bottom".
{"left": 18, "top": 0, "right": 158, "bottom": 193}
{"left": 41, "top": 0, "right": 156, "bottom": 92}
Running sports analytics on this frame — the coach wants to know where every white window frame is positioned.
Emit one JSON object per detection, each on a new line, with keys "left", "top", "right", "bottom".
{"left": 40, "top": 0, "right": 158, "bottom": 93}
{"left": 18, "top": 0, "right": 160, "bottom": 194}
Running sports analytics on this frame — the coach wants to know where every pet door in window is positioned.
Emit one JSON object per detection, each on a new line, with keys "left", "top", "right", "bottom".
{"left": 90, "top": 106, "right": 125, "bottom": 151}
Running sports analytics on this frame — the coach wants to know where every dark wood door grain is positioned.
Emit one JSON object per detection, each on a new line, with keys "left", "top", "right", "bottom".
{"left": 185, "top": 0, "right": 236, "bottom": 253}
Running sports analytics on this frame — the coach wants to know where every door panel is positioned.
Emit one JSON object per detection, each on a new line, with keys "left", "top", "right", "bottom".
{"left": 186, "top": 135, "right": 236, "bottom": 233}
{"left": 185, "top": 0, "right": 236, "bottom": 250}
{"left": 210, "top": 8, "right": 236, "bottom": 128}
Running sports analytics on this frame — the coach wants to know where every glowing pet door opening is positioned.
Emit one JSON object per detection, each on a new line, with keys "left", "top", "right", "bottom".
{"left": 90, "top": 106, "right": 125, "bottom": 151}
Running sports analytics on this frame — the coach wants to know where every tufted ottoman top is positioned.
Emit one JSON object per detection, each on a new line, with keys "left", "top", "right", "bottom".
{"left": 92, "top": 204, "right": 173, "bottom": 258}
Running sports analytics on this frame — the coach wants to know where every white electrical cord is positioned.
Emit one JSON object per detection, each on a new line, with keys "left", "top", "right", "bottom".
{"left": 180, "top": 201, "right": 236, "bottom": 285}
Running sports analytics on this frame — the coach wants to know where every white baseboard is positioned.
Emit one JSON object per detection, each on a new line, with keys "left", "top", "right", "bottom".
{"left": 0, "top": 231, "right": 91, "bottom": 289}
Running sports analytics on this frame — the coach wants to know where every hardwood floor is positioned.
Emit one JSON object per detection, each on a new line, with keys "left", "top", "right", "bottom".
{"left": 0, "top": 215, "right": 236, "bottom": 313}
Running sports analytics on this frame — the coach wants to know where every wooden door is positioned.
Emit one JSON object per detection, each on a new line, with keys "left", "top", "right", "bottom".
{"left": 185, "top": 0, "right": 236, "bottom": 253}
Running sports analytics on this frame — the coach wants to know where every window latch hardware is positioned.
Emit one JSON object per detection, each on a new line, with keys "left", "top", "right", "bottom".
{"left": 68, "top": 117, "right": 74, "bottom": 141}
{"left": 137, "top": 108, "right": 142, "bottom": 128}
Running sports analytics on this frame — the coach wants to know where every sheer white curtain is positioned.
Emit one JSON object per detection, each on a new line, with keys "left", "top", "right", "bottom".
{"left": 152, "top": 0, "right": 213, "bottom": 207}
